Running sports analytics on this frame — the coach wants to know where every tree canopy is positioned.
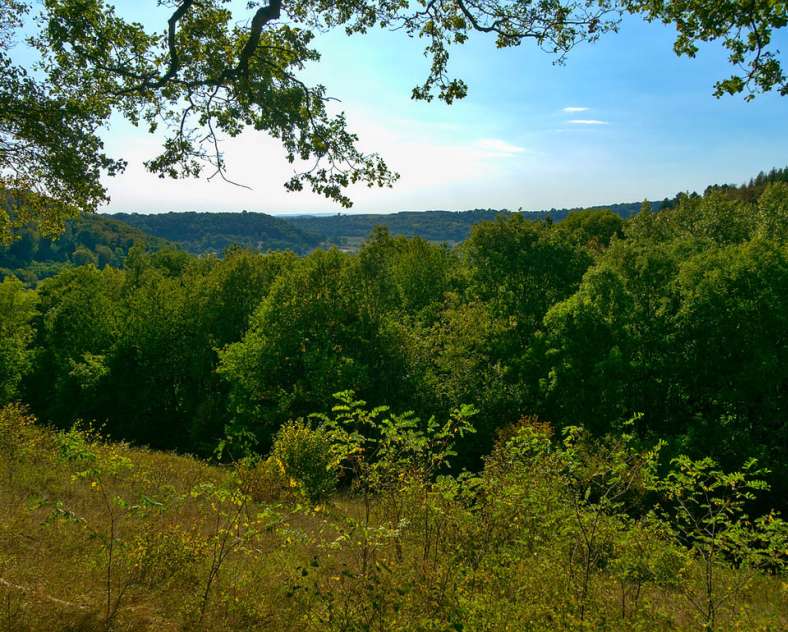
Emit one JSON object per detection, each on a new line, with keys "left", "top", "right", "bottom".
{"left": 4, "top": 174, "right": 786, "bottom": 508}
{"left": 2, "top": 1, "right": 785, "bottom": 239}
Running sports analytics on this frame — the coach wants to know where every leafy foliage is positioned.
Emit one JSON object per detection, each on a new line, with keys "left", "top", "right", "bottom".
{"left": 0, "top": 213, "right": 168, "bottom": 285}
{"left": 652, "top": 456, "right": 787, "bottom": 630}
{"left": 1, "top": 2, "right": 783, "bottom": 238}
{"left": 624, "top": 0, "right": 788, "bottom": 99}
{"left": 112, "top": 211, "right": 321, "bottom": 255}
{"left": 284, "top": 203, "right": 647, "bottom": 247}
{"left": 271, "top": 419, "right": 338, "bottom": 502}
{"left": 1, "top": 393, "right": 787, "bottom": 630}
{"left": 0, "top": 277, "right": 37, "bottom": 404}
{"left": 4, "top": 172, "right": 785, "bottom": 512}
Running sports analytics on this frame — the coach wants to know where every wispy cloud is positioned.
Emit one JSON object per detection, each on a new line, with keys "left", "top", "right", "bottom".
{"left": 567, "top": 119, "right": 609, "bottom": 126}
{"left": 476, "top": 138, "right": 526, "bottom": 156}
{"left": 562, "top": 106, "right": 590, "bottom": 113}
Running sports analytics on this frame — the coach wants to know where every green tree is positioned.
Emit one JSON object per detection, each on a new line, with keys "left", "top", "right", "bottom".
{"left": 71, "top": 245, "right": 98, "bottom": 267}
{"left": 219, "top": 248, "right": 411, "bottom": 448}
{"left": 539, "top": 264, "right": 634, "bottom": 433}
{"left": 551, "top": 208, "right": 624, "bottom": 253}
{"left": 3, "top": 1, "right": 782, "bottom": 237}
{"left": 457, "top": 215, "right": 592, "bottom": 450}
{"left": 404, "top": 297, "right": 522, "bottom": 467}
{"left": 27, "top": 265, "right": 124, "bottom": 424}
{"left": 0, "top": 277, "right": 37, "bottom": 403}
{"left": 653, "top": 456, "right": 788, "bottom": 630}
{"left": 671, "top": 238, "right": 788, "bottom": 487}
{"left": 624, "top": 0, "right": 787, "bottom": 99}
{"left": 465, "top": 215, "right": 591, "bottom": 333}
{"left": 354, "top": 227, "right": 458, "bottom": 320}
{"left": 755, "top": 181, "right": 788, "bottom": 240}
{"left": 540, "top": 186, "right": 788, "bottom": 506}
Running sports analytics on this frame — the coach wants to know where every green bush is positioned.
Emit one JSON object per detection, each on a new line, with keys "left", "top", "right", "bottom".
{"left": 0, "top": 404, "right": 44, "bottom": 477}
{"left": 234, "top": 456, "right": 289, "bottom": 504}
{"left": 270, "top": 420, "right": 337, "bottom": 503}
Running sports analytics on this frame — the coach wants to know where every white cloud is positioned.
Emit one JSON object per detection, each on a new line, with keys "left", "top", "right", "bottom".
{"left": 562, "top": 106, "right": 590, "bottom": 113}
{"left": 475, "top": 138, "right": 527, "bottom": 157}
{"left": 100, "top": 112, "right": 532, "bottom": 213}
{"left": 567, "top": 119, "right": 609, "bottom": 126}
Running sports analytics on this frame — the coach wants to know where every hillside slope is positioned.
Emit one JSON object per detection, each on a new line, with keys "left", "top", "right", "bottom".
{"left": 112, "top": 211, "right": 322, "bottom": 255}
{"left": 103, "top": 169, "right": 785, "bottom": 253}
{"left": 284, "top": 202, "right": 660, "bottom": 246}
{"left": 2, "top": 404, "right": 785, "bottom": 632}
{"left": 0, "top": 214, "right": 169, "bottom": 285}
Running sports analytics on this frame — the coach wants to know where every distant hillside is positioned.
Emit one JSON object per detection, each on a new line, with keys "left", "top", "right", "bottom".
{"left": 108, "top": 202, "right": 665, "bottom": 255}
{"left": 8, "top": 169, "right": 776, "bottom": 278}
{"left": 283, "top": 169, "right": 785, "bottom": 246}
{"left": 284, "top": 201, "right": 662, "bottom": 246}
{"left": 703, "top": 166, "right": 788, "bottom": 202}
{"left": 112, "top": 211, "right": 321, "bottom": 255}
{"left": 0, "top": 214, "right": 168, "bottom": 285}
{"left": 286, "top": 209, "right": 504, "bottom": 245}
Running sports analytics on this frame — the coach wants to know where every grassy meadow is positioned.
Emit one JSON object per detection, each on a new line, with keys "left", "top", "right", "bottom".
{"left": 1, "top": 403, "right": 785, "bottom": 632}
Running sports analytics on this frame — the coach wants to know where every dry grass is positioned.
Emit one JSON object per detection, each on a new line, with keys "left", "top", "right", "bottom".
{"left": 1, "top": 406, "right": 786, "bottom": 631}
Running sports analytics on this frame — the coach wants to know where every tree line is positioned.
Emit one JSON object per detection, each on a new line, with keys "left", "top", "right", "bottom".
{"left": 1, "top": 180, "right": 786, "bottom": 508}
{"left": 3, "top": 2, "right": 786, "bottom": 238}
{"left": 0, "top": 213, "right": 168, "bottom": 285}
{"left": 113, "top": 211, "right": 322, "bottom": 256}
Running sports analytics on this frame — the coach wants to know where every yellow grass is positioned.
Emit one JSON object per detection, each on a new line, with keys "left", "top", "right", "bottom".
{"left": 1, "top": 406, "right": 786, "bottom": 631}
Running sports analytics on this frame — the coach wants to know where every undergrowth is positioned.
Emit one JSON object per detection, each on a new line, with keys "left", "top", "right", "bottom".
{"left": 1, "top": 400, "right": 785, "bottom": 631}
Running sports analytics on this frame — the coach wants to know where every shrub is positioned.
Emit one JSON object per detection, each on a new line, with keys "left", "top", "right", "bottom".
{"left": 652, "top": 456, "right": 788, "bottom": 630}
{"left": 0, "top": 404, "right": 44, "bottom": 483}
{"left": 270, "top": 420, "right": 337, "bottom": 503}
{"left": 234, "top": 456, "right": 289, "bottom": 504}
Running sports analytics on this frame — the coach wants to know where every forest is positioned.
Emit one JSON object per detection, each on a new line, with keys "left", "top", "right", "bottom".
{"left": 0, "top": 214, "right": 168, "bottom": 286}
{"left": 1, "top": 200, "right": 673, "bottom": 284}
{"left": 2, "top": 0, "right": 787, "bottom": 626}
{"left": 111, "top": 212, "right": 321, "bottom": 257}
{"left": 3, "top": 173, "right": 787, "bottom": 489}
{"left": 11, "top": 172, "right": 788, "bottom": 286}
{"left": 281, "top": 201, "right": 681, "bottom": 246}
{"left": 1, "top": 175, "right": 787, "bottom": 630}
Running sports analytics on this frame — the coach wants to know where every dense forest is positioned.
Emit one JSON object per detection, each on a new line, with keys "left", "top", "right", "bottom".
{"left": 0, "top": 214, "right": 168, "bottom": 285}
{"left": 2, "top": 0, "right": 787, "bottom": 626}
{"left": 106, "top": 170, "right": 788, "bottom": 250}
{"left": 702, "top": 167, "right": 788, "bottom": 202}
{"left": 2, "top": 175, "right": 786, "bottom": 498}
{"left": 283, "top": 202, "right": 671, "bottom": 246}
{"left": 0, "top": 200, "right": 667, "bottom": 284}
{"left": 114, "top": 202, "right": 670, "bottom": 251}
{"left": 2, "top": 176, "right": 787, "bottom": 630}
{"left": 6, "top": 169, "right": 785, "bottom": 286}
{"left": 111, "top": 211, "right": 321, "bottom": 256}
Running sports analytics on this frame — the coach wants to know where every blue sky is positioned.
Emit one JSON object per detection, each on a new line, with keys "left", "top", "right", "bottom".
{"left": 89, "top": 2, "right": 788, "bottom": 214}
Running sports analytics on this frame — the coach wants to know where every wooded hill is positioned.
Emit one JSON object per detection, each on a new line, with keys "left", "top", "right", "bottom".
{"left": 1, "top": 170, "right": 786, "bottom": 631}
{"left": 2, "top": 168, "right": 784, "bottom": 286}
{"left": 0, "top": 202, "right": 655, "bottom": 285}
{"left": 108, "top": 168, "right": 787, "bottom": 249}
{"left": 112, "top": 211, "right": 322, "bottom": 255}
{"left": 0, "top": 214, "right": 169, "bottom": 286}
{"left": 3, "top": 177, "right": 786, "bottom": 505}
{"left": 283, "top": 202, "right": 664, "bottom": 246}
